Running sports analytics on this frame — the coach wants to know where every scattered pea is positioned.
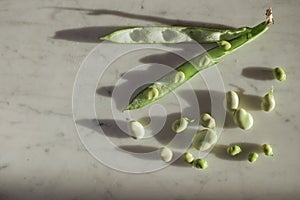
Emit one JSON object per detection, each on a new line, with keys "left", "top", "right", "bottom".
{"left": 193, "top": 159, "right": 208, "bottom": 169}
{"left": 172, "top": 117, "right": 194, "bottom": 133}
{"left": 129, "top": 120, "right": 145, "bottom": 139}
{"left": 160, "top": 147, "right": 173, "bottom": 162}
{"left": 262, "top": 144, "right": 274, "bottom": 156}
{"left": 261, "top": 86, "right": 275, "bottom": 112}
{"left": 218, "top": 40, "right": 231, "bottom": 50}
{"left": 226, "top": 91, "right": 239, "bottom": 111}
{"left": 233, "top": 108, "right": 254, "bottom": 130}
{"left": 227, "top": 145, "right": 242, "bottom": 156}
{"left": 199, "top": 113, "right": 216, "bottom": 129}
{"left": 174, "top": 71, "right": 186, "bottom": 83}
{"left": 248, "top": 152, "right": 259, "bottom": 163}
{"left": 273, "top": 67, "right": 286, "bottom": 82}
{"left": 192, "top": 129, "right": 217, "bottom": 151}
{"left": 184, "top": 152, "right": 194, "bottom": 164}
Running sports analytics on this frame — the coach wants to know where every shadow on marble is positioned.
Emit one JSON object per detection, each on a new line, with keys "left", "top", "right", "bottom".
{"left": 117, "top": 145, "right": 189, "bottom": 167}
{"left": 179, "top": 89, "right": 235, "bottom": 128}
{"left": 76, "top": 118, "right": 129, "bottom": 138}
{"left": 138, "top": 43, "right": 216, "bottom": 66}
{"left": 76, "top": 112, "right": 182, "bottom": 147}
{"left": 237, "top": 91, "right": 262, "bottom": 110}
{"left": 51, "top": 7, "right": 236, "bottom": 43}
{"left": 242, "top": 66, "right": 274, "bottom": 80}
{"left": 96, "top": 85, "right": 114, "bottom": 97}
{"left": 118, "top": 145, "right": 158, "bottom": 153}
{"left": 211, "top": 143, "right": 263, "bottom": 161}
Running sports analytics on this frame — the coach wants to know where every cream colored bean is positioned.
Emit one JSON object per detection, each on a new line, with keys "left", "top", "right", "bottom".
{"left": 261, "top": 87, "right": 275, "bottom": 112}
{"left": 192, "top": 129, "right": 217, "bottom": 151}
{"left": 184, "top": 152, "right": 194, "bottom": 164}
{"left": 160, "top": 147, "right": 173, "bottom": 162}
{"left": 172, "top": 117, "right": 194, "bottom": 133}
{"left": 233, "top": 108, "right": 254, "bottom": 130}
{"left": 199, "top": 113, "right": 216, "bottom": 129}
{"left": 129, "top": 120, "right": 145, "bottom": 139}
{"left": 226, "top": 91, "right": 239, "bottom": 111}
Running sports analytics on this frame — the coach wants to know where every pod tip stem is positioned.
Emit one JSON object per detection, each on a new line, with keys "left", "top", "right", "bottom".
{"left": 266, "top": 8, "right": 274, "bottom": 25}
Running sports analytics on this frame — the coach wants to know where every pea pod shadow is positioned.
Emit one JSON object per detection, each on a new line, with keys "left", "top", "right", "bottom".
{"left": 50, "top": 7, "right": 236, "bottom": 43}
{"left": 138, "top": 43, "right": 216, "bottom": 67}
{"left": 211, "top": 143, "right": 263, "bottom": 161}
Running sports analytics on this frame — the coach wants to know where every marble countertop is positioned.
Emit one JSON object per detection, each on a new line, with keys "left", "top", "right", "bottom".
{"left": 1, "top": 0, "right": 300, "bottom": 199}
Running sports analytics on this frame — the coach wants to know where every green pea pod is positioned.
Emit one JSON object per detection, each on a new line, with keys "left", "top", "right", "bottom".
{"left": 125, "top": 9, "right": 273, "bottom": 110}
{"left": 101, "top": 26, "right": 251, "bottom": 44}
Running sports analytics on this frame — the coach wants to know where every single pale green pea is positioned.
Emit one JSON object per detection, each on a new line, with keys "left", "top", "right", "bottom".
{"left": 172, "top": 117, "right": 194, "bottom": 133}
{"left": 261, "top": 86, "right": 275, "bottom": 112}
{"left": 226, "top": 91, "right": 239, "bottom": 111}
{"left": 129, "top": 120, "right": 145, "bottom": 139}
{"left": 262, "top": 144, "right": 274, "bottom": 156}
{"left": 145, "top": 87, "right": 159, "bottom": 100}
{"left": 227, "top": 145, "right": 242, "bottom": 156}
{"left": 173, "top": 71, "right": 185, "bottom": 83}
{"left": 199, "top": 113, "right": 216, "bottom": 129}
{"left": 218, "top": 40, "right": 231, "bottom": 50}
{"left": 193, "top": 159, "right": 208, "bottom": 169}
{"left": 192, "top": 129, "right": 217, "bottom": 151}
{"left": 160, "top": 147, "right": 173, "bottom": 162}
{"left": 184, "top": 152, "right": 194, "bottom": 164}
{"left": 233, "top": 108, "right": 254, "bottom": 130}
{"left": 273, "top": 67, "right": 286, "bottom": 82}
{"left": 248, "top": 152, "right": 259, "bottom": 163}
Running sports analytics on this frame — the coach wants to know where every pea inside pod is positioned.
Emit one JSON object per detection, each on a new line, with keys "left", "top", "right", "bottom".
{"left": 173, "top": 71, "right": 186, "bottom": 83}
{"left": 218, "top": 40, "right": 232, "bottom": 50}
{"left": 144, "top": 87, "right": 160, "bottom": 100}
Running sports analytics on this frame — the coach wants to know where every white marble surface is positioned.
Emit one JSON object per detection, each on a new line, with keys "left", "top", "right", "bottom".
{"left": 1, "top": 0, "right": 300, "bottom": 199}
